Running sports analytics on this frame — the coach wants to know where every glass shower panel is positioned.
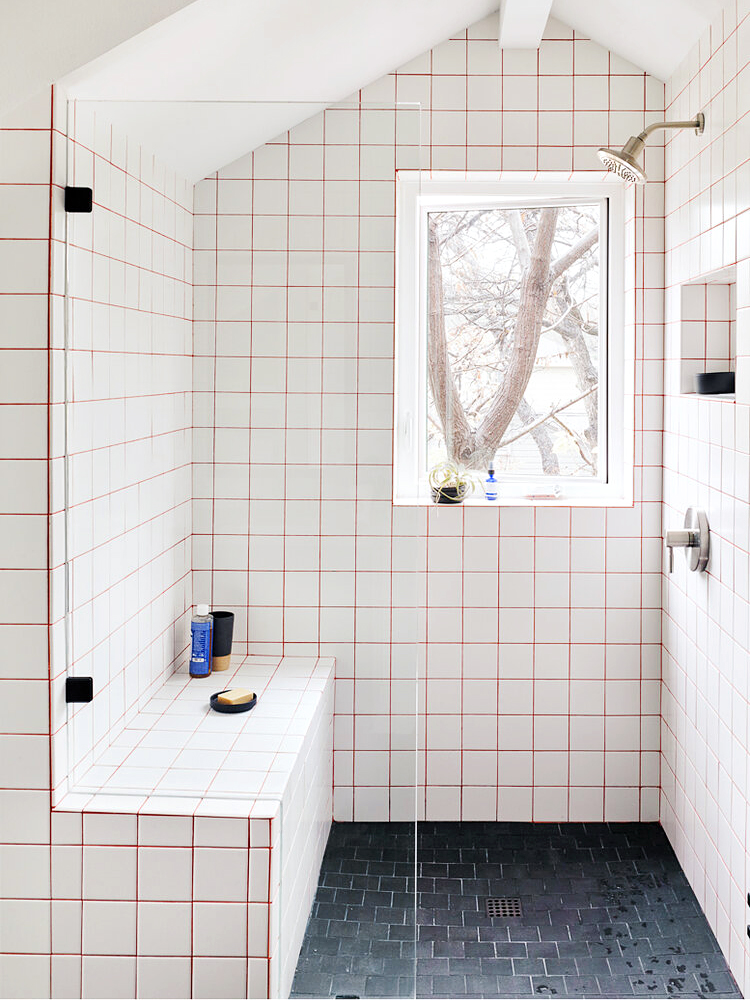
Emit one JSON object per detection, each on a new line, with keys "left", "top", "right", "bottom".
{"left": 58, "top": 97, "right": 423, "bottom": 999}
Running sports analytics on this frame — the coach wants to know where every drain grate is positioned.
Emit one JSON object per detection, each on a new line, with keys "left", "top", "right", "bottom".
{"left": 485, "top": 896, "right": 523, "bottom": 918}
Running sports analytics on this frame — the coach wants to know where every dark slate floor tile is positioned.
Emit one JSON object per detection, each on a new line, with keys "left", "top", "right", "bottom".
{"left": 513, "top": 959, "right": 548, "bottom": 976}
{"left": 494, "top": 942, "right": 529, "bottom": 957}
{"left": 291, "top": 971, "right": 333, "bottom": 994}
{"left": 479, "top": 958, "right": 513, "bottom": 976}
{"left": 447, "top": 958, "right": 482, "bottom": 974}
{"left": 415, "top": 958, "right": 451, "bottom": 975}
{"left": 433, "top": 941, "right": 466, "bottom": 958}
{"left": 370, "top": 939, "right": 403, "bottom": 958}
{"left": 478, "top": 926, "right": 512, "bottom": 943}
{"left": 557, "top": 942, "right": 591, "bottom": 958}
{"left": 290, "top": 822, "right": 741, "bottom": 999}
{"left": 530, "top": 976, "right": 567, "bottom": 995}
{"left": 545, "top": 958, "right": 580, "bottom": 976}
{"left": 527, "top": 943, "right": 561, "bottom": 960}
{"left": 330, "top": 974, "right": 367, "bottom": 996}
{"left": 431, "top": 975, "right": 470, "bottom": 994}
{"left": 464, "top": 941, "right": 496, "bottom": 958}
{"left": 574, "top": 958, "right": 612, "bottom": 977}
{"left": 364, "top": 974, "right": 400, "bottom": 994}
{"left": 348, "top": 955, "right": 385, "bottom": 975}
{"left": 594, "top": 975, "right": 636, "bottom": 995}
{"left": 563, "top": 976, "right": 604, "bottom": 995}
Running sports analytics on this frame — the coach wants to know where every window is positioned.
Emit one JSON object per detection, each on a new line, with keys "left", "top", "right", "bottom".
{"left": 394, "top": 174, "right": 631, "bottom": 505}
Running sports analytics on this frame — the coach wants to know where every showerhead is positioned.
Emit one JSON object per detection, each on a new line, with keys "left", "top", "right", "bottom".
{"left": 598, "top": 112, "right": 705, "bottom": 184}
{"left": 598, "top": 139, "right": 647, "bottom": 184}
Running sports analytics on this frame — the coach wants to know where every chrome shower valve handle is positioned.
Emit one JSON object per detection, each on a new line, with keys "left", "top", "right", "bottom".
{"left": 664, "top": 528, "right": 698, "bottom": 572}
{"left": 665, "top": 507, "right": 709, "bottom": 573}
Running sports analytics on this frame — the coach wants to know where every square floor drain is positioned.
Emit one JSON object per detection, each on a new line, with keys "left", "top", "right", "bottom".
{"left": 485, "top": 896, "right": 523, "bottom": 918}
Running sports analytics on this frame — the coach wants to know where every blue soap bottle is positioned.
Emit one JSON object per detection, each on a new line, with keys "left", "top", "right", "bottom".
{"left": 485, "top": 465, "right": 498, "bottom": 501}
{"left": 189, "top": 604, "right": 213, "bottom": 677}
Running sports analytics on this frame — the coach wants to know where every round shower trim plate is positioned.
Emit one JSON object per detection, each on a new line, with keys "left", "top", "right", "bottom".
{"left": 685, "top": 506, "right": 709, "bottom": 572}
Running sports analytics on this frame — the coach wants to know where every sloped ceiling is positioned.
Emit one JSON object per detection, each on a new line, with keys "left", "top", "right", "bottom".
{"left": 551, "top": 0, "right": 721, "bottom": 82}
{"left": 0, "top": 0, "right": 199, "bottom": 119}
{"left": 59, "top": 0, "right": 722, "bottom": 183}
{"left": 60, "top": 0, "right": 502, "bottom": 181}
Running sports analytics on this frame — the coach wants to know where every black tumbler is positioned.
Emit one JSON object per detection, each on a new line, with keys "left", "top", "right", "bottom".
{"left": 211, "top": 611, "right": 235, "bottom": 673}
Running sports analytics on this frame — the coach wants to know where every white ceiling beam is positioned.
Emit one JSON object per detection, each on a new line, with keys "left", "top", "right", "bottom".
{"left": 498, "top": 0, "right": 554, "bottom": 48}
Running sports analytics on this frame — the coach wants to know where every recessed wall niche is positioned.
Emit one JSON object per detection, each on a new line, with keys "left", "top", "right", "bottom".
{"left": 679, "top": 266, "right": 737, "bottom": 395}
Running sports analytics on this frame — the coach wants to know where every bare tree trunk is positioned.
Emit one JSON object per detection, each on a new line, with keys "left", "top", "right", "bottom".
{"left": 428, "top": 209, "right": 598, "bottom": 469}
{"left": 554, "top": 276, "right": 598, "bottom": 448}
{"left": 507, "top": 211, "right": 559, "bottom": 475}
{"left": 468, "top": 207, "right": 560, "bottom": 468}
{"left": 516, "top": 398, "right": 560, "bottom": 475}
{"left": 427, "top": 222, "right": 475, "bottom": 463}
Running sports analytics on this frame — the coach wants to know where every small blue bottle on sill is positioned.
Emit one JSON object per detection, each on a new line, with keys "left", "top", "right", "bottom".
{"left": 485, "top": 465, "right": 497, "bottom": 501}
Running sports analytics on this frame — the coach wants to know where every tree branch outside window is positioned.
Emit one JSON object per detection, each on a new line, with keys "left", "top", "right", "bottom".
{"left": 427, "top": 204, "right": 601, "bottom": 478}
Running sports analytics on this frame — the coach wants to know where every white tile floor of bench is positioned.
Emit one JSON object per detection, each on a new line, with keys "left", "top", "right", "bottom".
{"left": 70, "top": 655, "right": 334, "bottom": 800}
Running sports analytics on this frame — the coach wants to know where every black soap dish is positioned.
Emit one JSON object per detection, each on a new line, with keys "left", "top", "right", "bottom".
{"left": 695, "top": 371, "right": 735, "bottom": 394}
{"left": 210, "top": 690, "right": 257, "bottom": 714}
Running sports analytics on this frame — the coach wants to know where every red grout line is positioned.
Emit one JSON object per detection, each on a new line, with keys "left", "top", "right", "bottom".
{"left": 46, "top": 84, "right": 55, "bottom": 1000}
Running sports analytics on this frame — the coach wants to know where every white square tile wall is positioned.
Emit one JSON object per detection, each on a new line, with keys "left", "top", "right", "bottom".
{"left": 49, "top": 805, "right": 279, "bottom": 1000}
{"left": 0, "top": 87, "right": 55, "bottom": 995}
{"left": 193, "top": 14, "right": 666, "bottom": 826}
{"left": 662, "top": 3, "right": 750, "bottom": 994}
{"left": 49, "top": 100, "right": 194, "bottom": 800}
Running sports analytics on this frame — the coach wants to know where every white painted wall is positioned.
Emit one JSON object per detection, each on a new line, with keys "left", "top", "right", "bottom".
{"left": 0, "top": 0, "right": 198, "bottom": 118}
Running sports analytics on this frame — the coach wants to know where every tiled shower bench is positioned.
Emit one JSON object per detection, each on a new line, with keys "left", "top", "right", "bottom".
{"left": 52, "top": 656, "right": 334, "bottom": 999}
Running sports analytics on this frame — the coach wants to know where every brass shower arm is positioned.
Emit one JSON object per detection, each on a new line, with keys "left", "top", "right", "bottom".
{"left": 638, "top": 113, "right": 705, "bottom": 141}
{"left": 599, "top": 111, "right": 705, "bottom": 183}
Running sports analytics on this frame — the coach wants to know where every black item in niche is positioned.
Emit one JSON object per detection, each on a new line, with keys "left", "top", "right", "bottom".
{"left": 64, "top": 186, "right": 93, "bottom": 213}
{"left": 65, "top": 676, "right": 93, "bottom": 703}
{"left": 695, "top": 370, "right": 735, "bottom": 394}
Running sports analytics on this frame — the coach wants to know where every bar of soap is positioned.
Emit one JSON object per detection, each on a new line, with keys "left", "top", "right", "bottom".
{"left": 216, "top": 688, "right": 255, "bottom": 706}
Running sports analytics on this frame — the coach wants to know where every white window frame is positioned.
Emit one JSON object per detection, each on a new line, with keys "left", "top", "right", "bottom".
{"left": 394, "top": 172, "right": 632, "bottom": 506}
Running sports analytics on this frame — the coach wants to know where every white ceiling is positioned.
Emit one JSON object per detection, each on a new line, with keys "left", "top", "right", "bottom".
{"left": 58, "top": 0, "right": 722, "bottom": 183}
{"left": 60, "top": 0, "right": 502, "bottom": 180}
{"left": 0, "top": 0, "right": 198, "bottom": 120}
{"left": 551, "top": 0, "right": 721, "bottom": 81}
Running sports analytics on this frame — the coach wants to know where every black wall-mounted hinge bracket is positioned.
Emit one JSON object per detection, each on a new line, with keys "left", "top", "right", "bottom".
{"left": 65, "top": 676, "right": 94, "bottom": 703}
{"left": 64, "top": 186, "right": 93, "bottom": 213}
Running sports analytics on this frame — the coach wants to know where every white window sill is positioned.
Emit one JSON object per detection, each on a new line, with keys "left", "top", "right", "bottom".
{"left": 393, "top": 495, "right": 635, "bottom": 508}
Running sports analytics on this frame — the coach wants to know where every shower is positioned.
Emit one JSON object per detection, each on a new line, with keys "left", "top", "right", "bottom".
{"left": 598, "top": 112, "right": 705, "bottom": 182}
